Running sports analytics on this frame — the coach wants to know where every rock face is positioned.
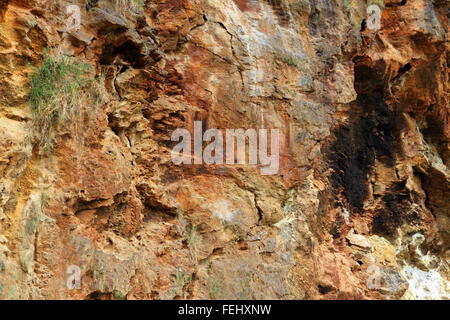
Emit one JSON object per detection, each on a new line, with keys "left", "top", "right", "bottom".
{"left": 0, "top": 0, "right": 448, "bottom": 299}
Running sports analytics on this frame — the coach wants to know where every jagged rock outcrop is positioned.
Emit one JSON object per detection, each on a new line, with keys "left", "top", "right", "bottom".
{"left": 0, "top": 0, "right": 448, "bottom": 299}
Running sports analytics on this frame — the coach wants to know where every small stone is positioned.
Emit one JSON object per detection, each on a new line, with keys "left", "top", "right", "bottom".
{"left": 346, "top": 231, "right": 372, "bottom": 250}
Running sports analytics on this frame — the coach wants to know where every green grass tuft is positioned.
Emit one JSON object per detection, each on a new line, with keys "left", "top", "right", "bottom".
{"left": 209, "top": 280, "right": 222, "bottom": 300}
{"left": 113, "top": 290, "right": 126, "bottom": 300}
{"left": 283, "top": 57, "right": 300, "bottom": 68}
{"left": 112, "top": 0, "right": 145, "bottom": 12}
{"left": 172, "top": 270, "right": 192, "bottom": 299}
{"left": 29, "top": 49, "right": 93, "bottom": 152}
{"left": 188, "top": 225, "right": 201, "bottom": 250}
{"left": 133, "top": 0, "right": 145, "bottom": 10}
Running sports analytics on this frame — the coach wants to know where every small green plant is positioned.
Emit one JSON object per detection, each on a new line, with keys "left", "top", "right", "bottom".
{"left": 29, "top": 49, "right": 93, "bottom": 152}
{"left": 25, "top": 214, "right": 39, "bottom": 235}
{"left": 369, "top": 0, "right": 385, "bottom": 9}
{"left": 283, "top": 57, "right": 300, "bottom": 68}
{"left": 113, "top": 290, "right": 126, "bottom": 300}
{"left": 354, "top": 17, "right": 364, "bottom": 30}
{"left": 113, "top": 0, "right": 145, "bottom": 11}
{"left": 172, "top": 270, "right": 192, "bottom": 299}
{"left": 188, "top": 225, "right": 201, "bottom": 250}
{"left": 40, "top": 192, "right": 49, "bottom": 209}
{"left": 19, "top": 251, "right": 32, "bottom": 273}
{"left": 187, "top": 224, "right": 202, "bottom": 262}
{"left": 133, "top": 0, "right": 145, "bottom": 10}
{"left": 209, "top": 281, "right": 221, "bottom": 300}
{"left": 176, "top": 207, "right": 187, "bottom": 218}
{"left": 86, "top": 0, "right": 99, "bottom": 10}
{"left": 26, "top": 20, "right": 36, "bottom": 28}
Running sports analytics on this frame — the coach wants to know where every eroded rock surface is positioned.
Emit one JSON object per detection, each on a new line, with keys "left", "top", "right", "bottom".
{"left": 0, "top": 0, "right": 448, "bottom": 299}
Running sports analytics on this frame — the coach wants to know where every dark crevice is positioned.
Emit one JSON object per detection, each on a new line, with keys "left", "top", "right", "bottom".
{"left": 0, "top": 0, "right": 8, "bottom": 22}
{"left": 422, "top": 105, "right": 446, "bottom": 146}
{"left": 318, "top": 284, "right": 334, "bottom": 294}
{"left": 372, "top": 181, "right": 420, "bottom": 237}
{"left": 107, "top": 113, "right": 121, "bottom": 137}
{"left": 386, "top": 0, "right": 407, "bottom": 7}
{"left": 99, "top": 41, "right": 147, "bottom": 68}
{"left": 254, "top": 194, "right": 263, "bottom": 223}
{"left": 392, "top": 63, "right": 412, "bottom": 80}
{"left": 331, "top": 213, "right": 344, "bottom": 239}
{"left": 86, "top": 0, "right": 99, "bottom": 11}
{"left": 327, "top": 58, "right": 398, "bottom": 211}
{"left": 360, "top": 19, "right": 367, "bottom": 32}
{"left": 84, "top": 291, "right": 115, "bottom": 300}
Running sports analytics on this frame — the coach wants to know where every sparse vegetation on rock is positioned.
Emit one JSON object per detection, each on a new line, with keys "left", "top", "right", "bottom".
{"left": 29, "top": 50, "right": 92, "bottom": 152}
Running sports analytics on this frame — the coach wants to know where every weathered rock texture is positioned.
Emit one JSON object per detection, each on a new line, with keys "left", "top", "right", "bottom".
{"left": 0, "top": 0, "right": 448, "bottom": 299}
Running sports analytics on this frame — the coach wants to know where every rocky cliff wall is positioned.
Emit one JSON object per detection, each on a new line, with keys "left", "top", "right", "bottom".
{"left": 0, "top": 0, "right": 448, "bottom": 299}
